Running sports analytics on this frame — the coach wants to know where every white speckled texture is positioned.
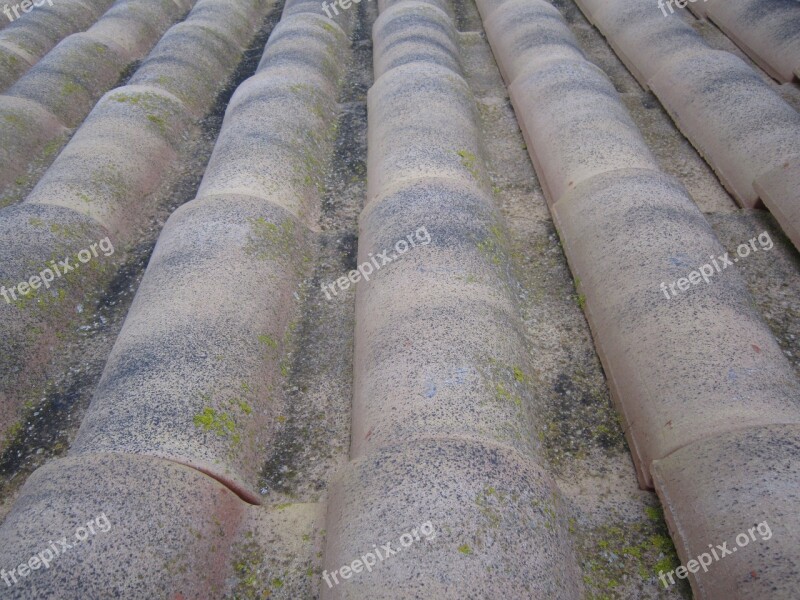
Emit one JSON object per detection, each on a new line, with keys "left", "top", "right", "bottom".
{"left": 705, "top": 0, "right": 800, "bottom": 83}
{"left": 0, "top": 0, "right": 116, "bottom": 91}
{"left": 322, "top": 2, "right": 585, "bottom": 596}
{"left": 653, "top": 425, "right": 800, "bottom": 599}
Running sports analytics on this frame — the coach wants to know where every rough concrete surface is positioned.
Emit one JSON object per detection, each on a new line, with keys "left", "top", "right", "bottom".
{"left": 0, "top": 0, "right": 797, "bottom": 597}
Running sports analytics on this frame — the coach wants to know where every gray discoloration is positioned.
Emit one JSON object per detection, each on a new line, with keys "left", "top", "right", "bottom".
{"left": 322, "top": 3, "right": 584, "bottom": 596}
{"left": 72, "top": 196, "right": 310, "bottom": 503}
{"left": 0, "top": 0, "right": 116, "bottom": 92}
{"left": 375, "top": 3, "right": 462, "bottom": 76}
{"left": 483, "top": 0, "right": 584, "bottom": 83}
{"left": 706, "top": 0, "right": 800, "bottom": 82}
{"left": 706, "top": 210, "right": 800, "bottom": 376}
{"left": 474, "top": 1, "right": 800, "bottom": 598}
{"left": 0, "top": 454, "right": 246, "bottom": 599}
{"left": 0, "top": 0, "right": 201, "bottom": 204}
{"left": 325, "top": 440, "right": 583, "bottom": 598}
{"left": 650, "top": 49, "right": 800, "bottom": 209}
{"left": 261, "top": 0, "right": 373, "bottom": 506}
{"left": 654, "top": 425, "right": 800, "bottom": 599}
{"left": 0, "top": 0, "right": 282, "bottom": 489}
{"left": 554, "top": 169, "right": 800, "bottom": 483}
{"left": 0, "top": 0, "right": 797, "bottom": 596}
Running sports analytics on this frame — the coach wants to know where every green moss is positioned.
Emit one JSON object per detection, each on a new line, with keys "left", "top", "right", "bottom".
{"left": 495, "top": 382, "right": 510, "bottom": 400}
{"left": 538, "top": 361, "right": 627, "bottom": 468}
{"left": 0, "top": 52, "right": 21, "bottom": 76}
{"left": 645, "top": 506, "right": 663, "bottom": 522}
{"left": 289, "top": 83, "right": 311, "bottom": 95}
{"left": 654, "top": 555, "right": 679, "bottom": 577}
{"left": 578, "top": 507, "right": 685, "bottom": 599}
{"left": 3, "top": 112, "right": 24, "bottom": 127}
{"left": 111, "top": 91, "right": 159, "bottom": 107}
{"left": 193, "top": 406, "right": 236, "bottom": 435}
{"left": 457, "top": 149, "right": 479, "bottom": 181}
{"left": 89, "top": 163, "right": 128, "bottom": 206}
{"left": 61, "top": 80, "right": 82, "bottom": 96}
{"left": 244, "top": 217, "right": 296, "bottom": 261}
{"left": 231, "top": 538, "right": 268, "bottom": 599}
{"left": 513, "top": 366, "right": 525, "bottom": 382}
{"left": 146, "top": 113, "right": 168, "bottom": 136}
{"left": 42, "top": 138, "right": 63, "bottom": 159}
{"left": 192, "top": 380, "right": 264, "bottom": 451}
{"left": 50, "top": 221, "right": 92, "bottom": 242}
{"left": 573, "top": 276, "right": 587, "bottom": 310}
{"left": 1, "top": 420, "right": 24, "bottom": 454}
{"left": 475, "top": 486, "right": 504, "bottom": 529}
{"left": 458, "top": 544, "right": 472, "bottom": 555}
{"left": 230, "top": 533, "right": 301, "bottom": 599}
{"left": 110, "top": 91, "right": 178, "bottom": 138}
{"left": 258, "top": 334, "right": 278, "bottom": 349}
{"left": 476, "top": 224, "right": 507, "bottom": 267}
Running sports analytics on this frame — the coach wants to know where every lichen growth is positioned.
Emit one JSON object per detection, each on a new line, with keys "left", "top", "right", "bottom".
{"left": 537, "top": 363, "right": 626, "bottom": 469}
{"left": 193, "top": 406, "right": 238, "bottom": 442}
{"left": 578, "top": 507, "right": 686, "bottom": 599}
{"left": 573, "top": 276, "right": 587, "bottom": 310}
{"left": 193, "top": 378, "right": 261, "bottom": 455}
{"left": 147, "top": 113, "right": 168, "bottom": 136}
{"left": 258, "top": 335, "right": 277, "bottom": 347}
{"left": 42, "top": 138, "right": 63, "bottom": 159}
{"left": 229, "top": 527, "right": 314, "bottom": 599}
{"left": 475, "top": 224, "right": 510, "bottom": 270}
{"left": 457, "top": 149, "right": 479, "bottom": 181}
{"left": 244, "top": 217, "right": 296, "bottom": 261}
{"left": 61, "top": 80, "right": 82, "bottom": 96}
{"left": 110, "top": 90, "right": 179, "bottom": 139}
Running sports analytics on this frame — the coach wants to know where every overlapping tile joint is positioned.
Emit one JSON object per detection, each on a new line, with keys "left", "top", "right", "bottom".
{"left": 0, "top": 0, "right": 797, "bottom": 598}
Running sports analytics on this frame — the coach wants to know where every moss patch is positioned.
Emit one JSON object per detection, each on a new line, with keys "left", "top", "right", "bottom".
{"left": 578, "top": 506, "right": 687, "bottom": 599}
{"left": 192, "top": 389, "right": 255, "bottom": 449}
{"left": 537, "top": 364, "right": 626, "bottom": 469}
{"left": 244, "top": 217, "right": 297, "bottom": 262}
